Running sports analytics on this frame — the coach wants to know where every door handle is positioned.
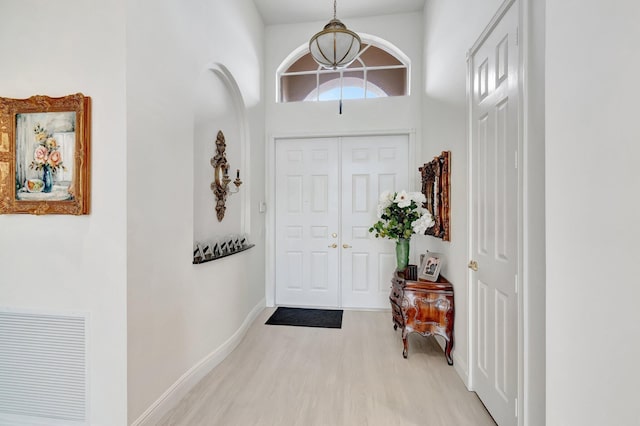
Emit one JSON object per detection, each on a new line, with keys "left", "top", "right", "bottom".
{"left": 468, "top": 260, "right": 478, "bottom": 271}
{"left": 332, "top": 233, "right": 338, "bottom": 238}
{"left": 328, "top": 243, "right": 338, "bottom": 248}
{"left": 343, "top": 244, "right": 352, "bottom": 249}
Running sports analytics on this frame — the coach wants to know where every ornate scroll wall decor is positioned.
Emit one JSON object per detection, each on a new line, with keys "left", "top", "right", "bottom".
{"left": 0, "top": 94, "right": 91, "bottom": 215}
{"left": 210, "top": 130, "right": 241, "bottom": 221}
{"left": 419, "top": 151, "right": 450, "bottom": 241}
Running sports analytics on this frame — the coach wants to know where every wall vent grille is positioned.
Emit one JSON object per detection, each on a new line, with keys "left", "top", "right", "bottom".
{"left": 0, "top": 310, "right": 87, "bottom": 424}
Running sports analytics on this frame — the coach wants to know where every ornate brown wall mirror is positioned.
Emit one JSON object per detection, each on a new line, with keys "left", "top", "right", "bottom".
{"left": 419, "top": 151, "right": 450, "bottom": 241}
{"left": 210, "top": 130, "right": 241, "bottom": 221}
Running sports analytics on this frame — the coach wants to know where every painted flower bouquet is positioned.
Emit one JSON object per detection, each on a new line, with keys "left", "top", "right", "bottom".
{"left": 369, "top": 190, "right": 434, "bottom": 270}
{"left": 28, "top": 123, "right": 66, "bottom": 193}
{"left": 29, "top": 123, "right": 65, "bottom": 173}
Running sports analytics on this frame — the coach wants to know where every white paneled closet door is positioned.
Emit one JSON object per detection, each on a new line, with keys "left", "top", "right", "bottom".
{"left": 469, "top": 1, "right": 519, "bottom": 424}
{"left": 275, "top": 135, "right": 409, "bottom": 309}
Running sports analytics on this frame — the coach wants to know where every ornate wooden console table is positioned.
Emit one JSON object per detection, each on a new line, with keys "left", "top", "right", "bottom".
{"left": 390, "top": 271, "right": 455, "bottom": 365}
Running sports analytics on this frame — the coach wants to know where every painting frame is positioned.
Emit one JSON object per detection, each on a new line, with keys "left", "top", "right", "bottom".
{"left": 0, "top": 94, "right": 91, "bottom": 215}
{"left": 418, "top": 252, "right": 444, "bottom": 282}
{"left": 419, "top": 151, "right": 450, "bottom": 241}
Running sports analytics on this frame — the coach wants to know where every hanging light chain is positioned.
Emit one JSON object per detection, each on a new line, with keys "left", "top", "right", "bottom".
{"left": 333, "top": 0, "right": 337, "bottom": 19}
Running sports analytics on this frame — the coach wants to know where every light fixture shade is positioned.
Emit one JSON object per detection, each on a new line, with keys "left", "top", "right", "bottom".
{"left": 309, "top": 19, "right": 362, "bottom": 70}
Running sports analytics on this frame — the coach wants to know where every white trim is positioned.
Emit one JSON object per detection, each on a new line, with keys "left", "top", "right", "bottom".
{"left": 206, "top": 62, "right": 251, "bottom": 236}
{"left": 304, "top": 76, "right": 388, "bottom": 102}
{"left": 465, "top": 28, "right": 476, "bottom": 393}
{"left": 517, "top": 2, "right": 526, "bottom": 424}
{"left": 519, "top": 0, "right": 543, "bottom": 424}
{"left": 468, "top": 0, "right": 517, "bottom": 56}
{"left": 265, "top": 133, "right": 276, "bottom": 307}
{"left": 283, "top": 64, "right": 406, "bottom": 77}
{"left": 275, "top": 44, "right": 310, "bottom": 102}
{"left": 434, "top": 335, "right": 470, "bottom": 389}
{"left": 453, "top": 352, "right": 470, "bottom": 390}
{"left": 265, "top": 129, "right": 416, "bottom": 307}
{"left": 130, "top": 298, "right": 266, "bottom": 426}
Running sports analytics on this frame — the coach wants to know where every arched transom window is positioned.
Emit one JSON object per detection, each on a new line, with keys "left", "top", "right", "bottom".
{"left": 278, "top": 41, "right": 409, "bottom": 103}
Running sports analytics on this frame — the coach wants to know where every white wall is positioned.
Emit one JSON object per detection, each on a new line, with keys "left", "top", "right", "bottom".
{"left": 126, "top": 0, "right": 265, "bottom": 422}
{"left": 546, "top": 1, "right": 640, "bottom": 425}
{"left": 0, "top": 1, "right": 128, "bottom": 425}
{"left": 421, "top": 0, "right": 504, "bottom": 381}
{"left": 193, "top": 69, "right": 243, "bottom": 242}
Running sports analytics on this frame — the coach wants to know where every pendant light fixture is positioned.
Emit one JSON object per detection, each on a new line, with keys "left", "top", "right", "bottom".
{"left": 309, "top": 0, "right": 362, "bottom": 70}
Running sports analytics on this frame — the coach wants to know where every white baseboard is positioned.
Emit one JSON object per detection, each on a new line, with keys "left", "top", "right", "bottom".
{"left": 131, "top": 298, "right": 266, "bottom": 426}
{"left": 452, "top": 352, "right": 470, "bottom": 390}
{"left": 433, "top": 336, "right": 469, "bottom": 389}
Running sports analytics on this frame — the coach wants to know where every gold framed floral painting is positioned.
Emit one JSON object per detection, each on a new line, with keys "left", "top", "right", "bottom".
{"left": 0, "top": 94, "right": 91, "bottom": 215}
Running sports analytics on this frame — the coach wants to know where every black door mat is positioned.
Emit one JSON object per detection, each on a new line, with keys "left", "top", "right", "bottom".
{"left": 265, "top": 307, "right": 343, "bottom": 329}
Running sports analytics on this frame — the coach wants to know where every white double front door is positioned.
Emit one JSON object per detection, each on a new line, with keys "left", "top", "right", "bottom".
{"left": 275, "top": 134, "right": 409, "bottom": 309}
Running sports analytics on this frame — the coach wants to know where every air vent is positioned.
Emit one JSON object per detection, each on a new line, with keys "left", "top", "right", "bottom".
{"left": 0, "top": 310, "right": 87, "bottom": 425}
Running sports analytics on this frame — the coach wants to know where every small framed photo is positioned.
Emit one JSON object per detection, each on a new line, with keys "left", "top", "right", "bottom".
{"left": 419, "top": 252, "right": 444, "bottom": 282}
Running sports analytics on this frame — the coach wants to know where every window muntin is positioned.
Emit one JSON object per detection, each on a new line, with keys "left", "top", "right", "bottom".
{"left": 279, "top": 43, "right": 409, "bottom": 103}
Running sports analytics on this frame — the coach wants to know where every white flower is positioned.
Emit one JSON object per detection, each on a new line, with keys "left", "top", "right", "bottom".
{"left": 376, "top": 203, "right": 386, "bottom": 219}
{"left": 411, "top": 211, "right": 435, "bottom": 234}
{"left": 379, "top": 190, "right": 392, "bottom": 203}
{"left": 410, "top": 191, "right": 426, "bottom": 204}
{"left": 378, "top": 190, "right": 393, "bottom": 209}
{"left": 394, "top": 190, "right": 411, "bottom": 208}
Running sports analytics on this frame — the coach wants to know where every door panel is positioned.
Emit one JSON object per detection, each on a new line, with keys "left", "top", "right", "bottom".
{"left": 470, "top": 2, "right": 519, "bottom": 425}
{"left": 340, "top": 135, "right": 409, "bottom": 308}
{"left": 275, "top": 138, "right": 340, "bottom": 307}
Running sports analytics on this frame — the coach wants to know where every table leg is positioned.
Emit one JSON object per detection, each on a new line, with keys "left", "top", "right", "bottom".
{"left": 402, "top": 329, "right": 409, "bottom": 358}
{"left": 445, "top": 338, "right": 454, "bottom": 365}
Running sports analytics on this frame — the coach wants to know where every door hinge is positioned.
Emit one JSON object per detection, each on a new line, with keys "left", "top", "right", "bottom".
{"left": 515, "top": 274, "right": 518, "bottom": 294}
{"left": 515, "top": 397, "right": 518, "bottom": 417}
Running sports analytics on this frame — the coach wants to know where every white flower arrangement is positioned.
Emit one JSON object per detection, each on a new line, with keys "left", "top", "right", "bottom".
{"left": 369, "top": 190, "right": 435, "bottom": 240}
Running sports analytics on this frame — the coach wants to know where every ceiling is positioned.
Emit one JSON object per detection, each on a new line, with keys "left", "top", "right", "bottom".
{"left": 253, "top": 0, "right": 426, "bottom": 26}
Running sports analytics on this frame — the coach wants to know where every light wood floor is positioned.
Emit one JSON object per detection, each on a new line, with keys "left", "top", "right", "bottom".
{"left": 159, "top": 308, "right": 496, "bottom": 426}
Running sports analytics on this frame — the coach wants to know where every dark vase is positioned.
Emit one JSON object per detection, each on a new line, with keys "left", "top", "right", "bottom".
{"left": 395, "top": 238, "right": 410, "bottom": 271}
{"left": 42, "top": 164, "right": 53, "bottom": 193}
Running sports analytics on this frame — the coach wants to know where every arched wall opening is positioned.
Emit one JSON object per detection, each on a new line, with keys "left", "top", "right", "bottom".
{"left": 193, "top": 63, "right": 250, "bottom": 251}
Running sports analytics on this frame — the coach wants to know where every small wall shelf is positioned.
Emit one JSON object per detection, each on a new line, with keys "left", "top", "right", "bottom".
{"left": 193, "top": 244, "right": 255, "bottom": 264}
